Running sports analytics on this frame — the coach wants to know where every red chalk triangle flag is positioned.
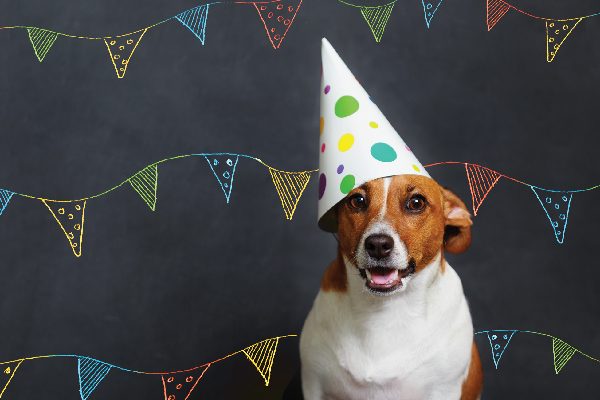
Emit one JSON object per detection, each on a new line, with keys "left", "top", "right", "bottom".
{"left": 464, "top": 164, "right": 501, "bottom": 216}
{"left": 161, "top": 365, "right": 210, "bottom": 400}
{"left": 103, "top": 29, "right": 148, "bottom": 78}
{"left": 546, "top": 19, "right": 582, "bottom": 63}
{"left": 42, "top": 199, "right": 87, "bottom": 257}
{"left": 486, "top": 0, "right": 511, "bottom": 31}
{"left": 253, "top": 0, "right": 303, "bottom": 49}
{"left": 0, "top": 360, "right": 23, "bottom": 397}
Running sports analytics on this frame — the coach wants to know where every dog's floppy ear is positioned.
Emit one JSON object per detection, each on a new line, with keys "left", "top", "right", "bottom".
{"left": 442, "top": 187, "right": 473, "bottom": 254}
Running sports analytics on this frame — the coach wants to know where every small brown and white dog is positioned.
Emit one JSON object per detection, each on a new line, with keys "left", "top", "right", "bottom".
{"left": 300, "top": 174, "right": 483, "bottom": 400}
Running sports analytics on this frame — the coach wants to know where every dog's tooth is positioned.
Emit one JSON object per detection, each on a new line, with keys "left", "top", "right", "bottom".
{"left": 365, "top": 269, "right": 372, "bottom": 280}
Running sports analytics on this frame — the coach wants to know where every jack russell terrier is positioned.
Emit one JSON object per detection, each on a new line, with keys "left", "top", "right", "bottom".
{"left": 300, "top": 174, "right": 483, "bottom": 399}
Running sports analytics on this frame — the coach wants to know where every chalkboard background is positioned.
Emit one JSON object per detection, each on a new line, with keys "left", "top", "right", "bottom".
{"left": 0, "top": 0, "right": 598, "bottom": 398}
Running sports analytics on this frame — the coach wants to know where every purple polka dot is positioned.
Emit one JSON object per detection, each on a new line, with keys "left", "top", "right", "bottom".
{"left": 324, "top": 85, "right": 331, "bottom": 94}
{"left": 318, "top": 173, "right": 327, "bottom": 199}
{"left": 405, "top": 145, "right": 412, "bottom": 152}
{"left": 321, "top": 143, "right": 326, "bottom": 153}
{"left": 337, "top": 164, "right": 344, "bottom": 174}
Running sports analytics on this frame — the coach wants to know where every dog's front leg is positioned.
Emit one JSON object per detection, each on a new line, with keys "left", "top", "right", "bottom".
{"left": 301, "top": 368, "right": 326, "bottom": 400}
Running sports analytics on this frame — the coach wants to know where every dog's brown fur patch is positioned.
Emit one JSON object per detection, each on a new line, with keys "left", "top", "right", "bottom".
{"left": 461, "top": 341, "right": 484, "bottom": 400}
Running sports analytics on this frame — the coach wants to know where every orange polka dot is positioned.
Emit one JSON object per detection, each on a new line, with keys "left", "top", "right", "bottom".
{"left": 320, "top": 117, "right": 324, "bottom": 135}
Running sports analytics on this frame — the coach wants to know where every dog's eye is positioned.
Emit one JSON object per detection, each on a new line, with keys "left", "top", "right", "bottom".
{"left": 347, "top": 194, "right": 367, "bottom": 211}
{"left": 406, "top": 194, "right": 427, "bottom": 212}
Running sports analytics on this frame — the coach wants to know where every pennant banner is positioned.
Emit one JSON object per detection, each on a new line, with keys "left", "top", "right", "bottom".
{"left": 78, "top": 357, "right": 112, "bottom": 400}
{"left": 0, "top": 190, "right": 14, "bottom": 216}
{"left": 486, "top": 330, "right": 517, "bottom": 369}
{"left": 486, "top": 0, "right": 511, "bottom": 31}
{"left": 360, "top": 3, "right": 396, "bottom": 43}
{"left": 27, "top": 28, "right": 58, "bottom": 62}
{"left": 205, "top": 155, "right": 240, "bottom": 203}
{"left": 421, "top": 0, "right": 444, "bottom": 28}
{"left": 128, "top": 164, "right": 158, "bottom": 211}
{"left": 253, "top": 0, "right": 303, "bottom": 49}
{"left": 546, "top": 19, "right": 582, "bottom": 63}
{"left": 0, "top": 360, "right": 23, "bottom": 398}
{"left": 175, "top": 4, "right": 211, "bottom": 45}
{"left": 531, "top": 188, "right": 573, "bottom": 244}
{"left": 268, "top": 168, "right": 311, "bottom": 220}
{"left": 42, "top": 199, "right": 86, "bottom": 257}
{"left": 162, "top": 364, "right": 210, "bottom": 400}
{"left": 104, "top": 29, "right": 148, "bottom": 79}
{"left": 242, "top": 337, "right": 280, "bottom": 386}
{"left": 465, "top": 163, "right": 502, "bottom": 216}
{"left": 552, "top": 337, "right": 578, "bottom": 374}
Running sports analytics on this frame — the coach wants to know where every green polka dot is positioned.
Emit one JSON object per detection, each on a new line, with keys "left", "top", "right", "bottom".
{"left": 340, "top": 174, "right": 356, "bottom": 194}
{"left": 335, "top": 96, "right": 359, "bottom": 118}
{"left": 370, "top": 143, "right": 397, "bottom": 162}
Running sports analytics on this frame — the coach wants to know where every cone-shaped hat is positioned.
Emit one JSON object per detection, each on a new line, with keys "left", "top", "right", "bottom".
{"left": 318, "top": 38, "right": 429, "bottom": 231}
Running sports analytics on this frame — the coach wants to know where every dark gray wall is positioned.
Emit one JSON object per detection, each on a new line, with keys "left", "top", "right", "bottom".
{"left": 0, "top": 0, "right": 599, "bottom": 398}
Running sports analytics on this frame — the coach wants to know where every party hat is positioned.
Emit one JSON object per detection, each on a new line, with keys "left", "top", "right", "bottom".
{"left": 318, "top": 38, "right": 429, "bottom": 231}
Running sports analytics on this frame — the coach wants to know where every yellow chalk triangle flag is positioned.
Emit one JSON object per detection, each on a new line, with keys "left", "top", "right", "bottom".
{"left": 552, "top": 337, "right": 577, "bottom": 374}
{"left": 27, "top": 28, "right": 58, "bottom": 62}
{"left": 242, "top": 338, "right": 280, "bottom": 386}
{"left": 103, "top": 29, "right": 147, "bottom": 78}
{"left": 0, "top": 360, "right": 23, "bottom": 398}
{"left": 42, "top": 199, "right": 86, "bottom": 257}
{"left": 268, "top": 168, "right": 311, "bottom": 220}
{"left": 546, "top": 19, "right": 582, "bottom": 62}
{"left": 360, "top": 3, "right": 396, "bottom": 43}
{"left": 128, "top": 164, "right": 158, "bottom": 211}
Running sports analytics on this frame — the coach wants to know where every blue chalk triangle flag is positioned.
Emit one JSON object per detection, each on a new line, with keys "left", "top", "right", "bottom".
{"left": 78, "top": 357, "right": 112, "bottom": 400}
{"left": 531, "top": 187, "right": 573, "bottom": 244}
{"left": 420, "top": 0, "right": 444, "bottom": 28}
{"left": 486, "top": 330, "right": 517, "bottom": 369}
{"left": 175, "top": 4, "right": 211, "bottom": 44}
{"left": 205, "top": 155, "right": 239, "bottom": 203}
{"left": 0, "top": 190, "right": 14, "bottom": 216}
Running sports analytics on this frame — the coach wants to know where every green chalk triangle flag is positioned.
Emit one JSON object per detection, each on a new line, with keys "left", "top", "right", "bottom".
{"left": 0, "top": 360, "right": 24, "bottom": 397}
{"left": 78, "top": 357, "right": 112, "bottom": 400}
{"left": 552, "top": 337, "right": 577, "bottom": 374}
{"left": 27, "top": 27, "right": 58, "bottom": 62}
{"left": 360, "top": 3, "right": 396, "bottom": 43}
{"left": 128, "top": 164, "right": 158, "bottom": 211}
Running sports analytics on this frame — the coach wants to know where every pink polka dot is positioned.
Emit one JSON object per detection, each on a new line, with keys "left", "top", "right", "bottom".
{"left": 324, "top": 85, "right": 331, "bottom": 94}
{"left": 321, "top": 143, "right": 326, "bottom": 153}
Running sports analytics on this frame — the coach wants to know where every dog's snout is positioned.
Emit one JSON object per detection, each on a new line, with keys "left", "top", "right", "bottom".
{"left": 365, "top": 234, "right": 394, "bottom": 259}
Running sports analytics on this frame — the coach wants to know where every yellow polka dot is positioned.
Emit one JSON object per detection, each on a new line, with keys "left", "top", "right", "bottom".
{"left": 320, "top": 117, "right": 324, "bottom": 135}
{"left": 338, "top": 134, "right": 354, "bottom": 152}
{"left": 412, "top": 164, "right": 420, "bottom": 172}
{"left": 369, "top": 121, "right": 378, "bottom": 128}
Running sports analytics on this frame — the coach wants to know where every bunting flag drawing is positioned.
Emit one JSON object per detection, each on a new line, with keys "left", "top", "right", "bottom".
{"left": 268, "top": 168, "right": 312, "bottom": 220}
{"left": 485, "top": 0, "right": 600, "bottom": 62}
{"left": 0, "top": 360, "right": 23, "bottom": 398}
{"left": 486, "top": 330, "right": 517, "bottom": 369}
{"left": 0, "top": 190, "right": 13, "bottom": 216}
{"left": 175, "top": 4, "right": 211, "bottom": 45}
{"left": 242, "top": 337, "right": 280, "bottom": 386}
{"left": 204, "top": 155, "right": 240, "bottom": 203}
{"left": 0, "top": 1, "right": 303, "bottom": 78}
{"left": 421, "top": 0, "right": 444, "bottom": 28}
{"left": 128, "top": 164, "right": 159, "bottom": 211}
{"left": 530, "top": 188, "right": 573, "bottom": 244}
{"left": 41, "top": 199, "right": 86, "bottom": 257}
{"left": 78, "top": 357, "right": 112, "bottom": 400}
{"left": 253, "top": 0, "right": 303, "bottom": 49}
{"left": 475, "top": 330, "right": 599, "bottom": 375}
{"left": 162, "top": 365, "right": 211, "bottom": 400}
{"left": 26, "top": 28, "right": 58, "bottom": 62}
{"left": 0, "top": 335, "right": 295, "bottom": 399}
{"left": 464, "top": 163, "right": 502, "bottom": 216}
{"left": 360, "top": 3, "right": 396, "bottom": 43}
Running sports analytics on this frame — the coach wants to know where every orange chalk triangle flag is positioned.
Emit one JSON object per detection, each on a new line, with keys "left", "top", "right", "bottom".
{"left": 103, "top": 29, "right": 148, "bottom": 78}
{"left": 465, "top": 164, "right": 501, "bottom": 216}
{"left": 242, "top": 338, "right": 280, "bottom": 386}
{"left": 486, "top": 0, "right": 511, "bottom": 31}
{"left": 546, "top": 19, "right": 582, "bottom": 63}
{"left": 42, "top": 199, "right": 86, "bottom": 257}
{"left": 0, "top": 360, "right": 24, "bottom": 398}
{"left": 161, "top": 364, "right": 210, "bottom": 400}
{"left": 253, "top": 0, "right": 303, "bottom": 49}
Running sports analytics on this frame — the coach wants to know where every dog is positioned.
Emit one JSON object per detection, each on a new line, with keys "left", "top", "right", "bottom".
{"left": 300, "top": 174, "right": 483, "bottom": 399}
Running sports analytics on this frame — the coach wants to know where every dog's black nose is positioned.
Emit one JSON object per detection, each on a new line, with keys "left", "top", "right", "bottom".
{"left": 365, "top": 234, "right": 394, "bottom": 259}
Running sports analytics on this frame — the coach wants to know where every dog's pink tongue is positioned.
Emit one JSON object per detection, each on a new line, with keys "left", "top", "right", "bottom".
{"left": 371, "top": 269, "right": 398, "bottom": 285}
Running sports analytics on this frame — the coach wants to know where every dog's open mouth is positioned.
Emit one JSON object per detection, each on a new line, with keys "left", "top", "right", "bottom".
{"left": 359, "top": 262, "right": 416, "bottom": 293}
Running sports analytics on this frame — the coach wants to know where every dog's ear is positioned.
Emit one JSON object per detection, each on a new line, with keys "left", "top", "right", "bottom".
{"left": 441, "top": 187, "right": 473, "bottom": 254}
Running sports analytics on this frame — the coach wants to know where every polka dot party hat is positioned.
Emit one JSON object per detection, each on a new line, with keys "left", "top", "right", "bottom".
{"left": 318, "top": 38, "right": 430, "bottom": 232}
